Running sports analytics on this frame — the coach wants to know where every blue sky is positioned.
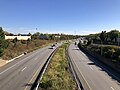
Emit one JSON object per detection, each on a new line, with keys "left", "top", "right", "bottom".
{"left": 0, "top": 0, "right": 120, "bottom": 35}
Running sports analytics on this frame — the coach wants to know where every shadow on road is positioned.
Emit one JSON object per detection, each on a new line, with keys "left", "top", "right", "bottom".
{"left": 78, "top": 47, "right": 120, "bottom": 85}
{"left": 87, "top": 62, "right": 95, "bottom": 65}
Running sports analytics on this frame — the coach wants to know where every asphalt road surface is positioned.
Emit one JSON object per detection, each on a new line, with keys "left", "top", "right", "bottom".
{"left": 68, "top": 43, "right": 120, "bottom": 90}
{"left": 0, "top": 44, "right": 59, "bottom": 90}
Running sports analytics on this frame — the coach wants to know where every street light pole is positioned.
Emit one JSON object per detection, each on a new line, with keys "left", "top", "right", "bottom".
{"left": 118, "top": 33, "right": 119, "bottom": 47}
{"left": 101, "top": 39, "right": 103, "bottom": 56}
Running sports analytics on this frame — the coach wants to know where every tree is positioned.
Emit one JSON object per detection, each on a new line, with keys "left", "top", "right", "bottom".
{"left": 0, "top": 27, "right": 7, "bottom": 56}
{"left": 0, "top": 27, "right": 5, "bottom": 40}
{"left": 44, "top": 34, "right": 50, "bottom": 40}
{"left": 32, "top": 32, "right": 40, "bottom": 40}
{"left": 99, "top": 31, "right": 106, "bottom": 42}
{"left": 49, "top": 34, "right": 55, "bottom": 40}
{"left": 108, "top": 30, "right": 119, "bottom": 42}
{"left": 27, "top": 38, "right": 31, "bottom": 45}
{"left": 13, "top": 37, "right": 18, "bottom": 47}
{"left": 28, "top": 33, "right": 32, "bottom": 36}
{"left": 13, "top": 37, "right": 17, "bottom": 43}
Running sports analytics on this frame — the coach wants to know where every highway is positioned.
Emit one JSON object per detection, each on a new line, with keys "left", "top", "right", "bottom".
{"left": 0, "top": 44, "right": 59, "bottom": 90}
{"left": 68, "top": 43, "right": 120, "bottom": 90}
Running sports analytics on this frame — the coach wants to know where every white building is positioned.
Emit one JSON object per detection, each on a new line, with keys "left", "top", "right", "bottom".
{"left": 5, "top": 35, "right": 31, "bottom": 40}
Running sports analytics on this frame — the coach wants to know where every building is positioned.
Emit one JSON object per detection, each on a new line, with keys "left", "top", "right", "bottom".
{"left": 5, "top": 35, "right": 31, "bottom": 40}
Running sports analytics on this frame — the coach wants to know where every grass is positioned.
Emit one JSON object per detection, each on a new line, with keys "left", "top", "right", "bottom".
{"left": 39, "top": 43, "right": 76, "bottom": 90}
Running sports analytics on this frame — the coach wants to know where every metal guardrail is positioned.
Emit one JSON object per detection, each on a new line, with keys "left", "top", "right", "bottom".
{"left": 66, "top": 45, "right": 84, "bottom": 90}
{"left": 30, "top": 47, "right": 58, "bottom": 90}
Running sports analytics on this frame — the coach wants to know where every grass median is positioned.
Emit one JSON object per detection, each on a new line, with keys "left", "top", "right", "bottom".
{"left": 39, "top": 43, "right": 76, "bottom": 90}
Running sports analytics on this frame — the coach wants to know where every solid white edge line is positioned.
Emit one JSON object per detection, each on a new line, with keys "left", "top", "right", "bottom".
{"left": 6, "top": 54, "right": 24, "bottom": 63}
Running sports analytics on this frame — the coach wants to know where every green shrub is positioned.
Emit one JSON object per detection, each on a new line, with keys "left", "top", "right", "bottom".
{"left": 0, "top": 48, "right": 4, "bottom": 56}
{"left": 87, "top": 40, "right": 92, "bottom": 46}
{"left": 0, "top": 27, "right": 9, "bottom": 56}
{"left": 21, "top": 40, "right": 27, "bottom": 44}
{"left": 103, "top": 48, "right": 115, "bottom": 58}
{"left": 84, "top": 44, "right": 120, "bottom": 61}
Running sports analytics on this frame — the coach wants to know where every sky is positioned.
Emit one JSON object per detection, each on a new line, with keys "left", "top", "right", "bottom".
{"left": 0, "top": 0, "right": 120, "bottom": 35}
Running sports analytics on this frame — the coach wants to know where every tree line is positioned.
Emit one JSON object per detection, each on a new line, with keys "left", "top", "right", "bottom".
{"left": 31, "top": 32, "right": 79, "bottom": 40}
{"left": 0, "top": 27, "right": 79, "bottom": 57}
{"left": 80, "top": 29, "right": 120, "bottom": 63}
{"left": 0, "top": 27, "right": 9, "bottom": 56}
{"left": 85, "top": 29, "right": 120, "bottom": 45}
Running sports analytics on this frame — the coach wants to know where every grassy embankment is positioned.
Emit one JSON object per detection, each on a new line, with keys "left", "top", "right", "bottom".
{"left": 39, "top": 43, "right": 76, "bottom": 90}
{"left": 2, "top": 40, "right": 55, "bottom": 60}
{"left": 86, "top": 44, "right": 120, "bottom": 62}
{"left": 79, "top": 42, "right": 120, "bottom": 62}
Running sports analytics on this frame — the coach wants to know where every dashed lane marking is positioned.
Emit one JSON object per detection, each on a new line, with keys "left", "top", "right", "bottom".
{"left": 111, "top": 87, "right": 115, "bottom": 90}
{"left": 89, "top": 66, "right": 93, "bottom": 70}
{"left": 21, "top": 67, "right": 27, "bottom": 71}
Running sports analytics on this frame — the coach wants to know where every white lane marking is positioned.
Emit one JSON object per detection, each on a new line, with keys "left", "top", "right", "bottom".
{"left": 0, "top": 60, "right": 24, "bottom": 75}
{"left": 75, "top": 63, "right": 92, "bottom": 90}
{"left": 111, "top": 87, "right": 115, "bottom": 90}
{"left": 21, "top": 67, "right": 27, "bottom": 71}
{"left": 89, "top": 57, "right": 120, "bottom": 81}
{"left": 0, "top": 47, "right": 48, "bottom": 75}
{"left": 6, "top": 54, "right": 24, "bottom": 63}
{"left": 89, "top": 66, "right": 93, "bottom": 70}
{"left": 69, "top": 51, "right": 92, "bottom": 90}
{"left": 0, "top": 54, "right": 35, "bottom": 75}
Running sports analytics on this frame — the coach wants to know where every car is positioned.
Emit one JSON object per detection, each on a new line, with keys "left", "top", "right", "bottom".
{"left": 51, "top": 46, "right": 55, "bottom": 49}
{"left": 52, "top": 44, "right": 56, "bottom": 47}
{"left": 75, "top": 42, "right": 77, "bottom": 45}
{"left": 49, "top": 44, "right": 56, "bottom": 49}
{"left": 49, "top": 46, "right": 55, "bottom": 49}
{"left": 24, "top": 52, "right": 27, "bottom": 55}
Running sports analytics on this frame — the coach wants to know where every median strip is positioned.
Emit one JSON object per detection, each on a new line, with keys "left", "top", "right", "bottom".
{"left": 38, "top": 43, "right": 77, "bottom": 90}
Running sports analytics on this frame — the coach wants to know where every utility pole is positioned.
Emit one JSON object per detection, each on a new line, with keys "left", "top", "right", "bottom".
{"left": 74, "top": 30, "right": 77, "bottom": 40}
{"left": 118, "top": 33, "right": 119, "bottom": 46}
{"left": 118, "top": 33, "right": 120, "bottom": 51}
{"left": 101, "top": 39, "right": 103, "bottom": 56}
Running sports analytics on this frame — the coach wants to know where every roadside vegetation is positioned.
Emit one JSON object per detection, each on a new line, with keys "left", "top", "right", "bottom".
{"left": 80, "top": 30, "right": 120, "bottom": 62}
{"left": 0, "top": 27, "right": 9, "bottom": 57}
{"left": 84, "top": 29, "right": 120, "bottom": 45}
{"left": 86, "top": 45, "right": 120, "bottom": 62}
{"left": 2, "top": 39, "right": 54, "bottom": 60}
{"left": 39, "top": 43, "right": 76, "bottom": 90}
